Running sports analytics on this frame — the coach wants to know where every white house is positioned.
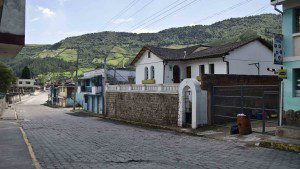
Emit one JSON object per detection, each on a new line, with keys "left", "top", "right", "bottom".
{"left": 131, "top": 38, "right": 281, "bottom": 84}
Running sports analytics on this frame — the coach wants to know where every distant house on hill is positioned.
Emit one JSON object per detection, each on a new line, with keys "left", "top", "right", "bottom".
{"left": 131, "top": 38, "right": 281, "bottom": 84}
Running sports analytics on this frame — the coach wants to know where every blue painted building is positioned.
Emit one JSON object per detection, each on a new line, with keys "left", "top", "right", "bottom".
{"left": 76, "top": 69, "right": 104, "bottom": 114}
{"left": 272, "top": 0, "right": 300, "bottom": 111}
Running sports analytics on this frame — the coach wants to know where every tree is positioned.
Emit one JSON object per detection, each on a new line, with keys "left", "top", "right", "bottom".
{"left": 21, "top": 66, "right": 31, "bottom": 79}
{"left": 0, "top": 62, "right": 16, "bottom": 93}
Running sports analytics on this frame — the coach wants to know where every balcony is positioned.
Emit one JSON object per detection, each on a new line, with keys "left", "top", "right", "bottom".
{"left": 0, "top": 0, "right": 25, "bottom": 57}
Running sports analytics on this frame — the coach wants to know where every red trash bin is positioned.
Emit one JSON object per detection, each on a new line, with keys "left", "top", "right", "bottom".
{"left": 237, "top": 114, "right": 252, "bottom": 135}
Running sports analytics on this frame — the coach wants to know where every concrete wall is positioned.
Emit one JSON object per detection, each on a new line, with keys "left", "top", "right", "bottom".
{"left": 227, "top": 40, "right": 281, "bottom": 75}
{"left": 283, "top": 60, "right": 300, "bottom": 111}
{"left": 106, "top": 92, "right": 178, "bottom": 126}
{"left": 0, "top": 0, "right": 25, "bottom": 35}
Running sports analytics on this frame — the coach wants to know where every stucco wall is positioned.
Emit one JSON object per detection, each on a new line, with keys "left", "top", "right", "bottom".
{"left": 283, "top": 60, "right": 300, "bottom": 111}
{"left": 134, "top": 50, "right": 164, "bottom": 84}
{"left": 227, "top": 40, "right": 281, "bottom": 75}
{"left": 106, "top": 92, "right": 179, "bottom": 126}
{"left": 0, "top": 97, "right": 6, "bottom": 115}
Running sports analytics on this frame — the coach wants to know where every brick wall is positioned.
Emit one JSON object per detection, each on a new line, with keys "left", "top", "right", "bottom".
{"left": 106, "top": 92, "right": 179, "bottom": 126}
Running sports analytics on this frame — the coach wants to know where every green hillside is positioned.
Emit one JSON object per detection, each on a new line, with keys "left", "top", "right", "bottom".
{"left": 1, "top": 14, "right": 281, "bottom": 82}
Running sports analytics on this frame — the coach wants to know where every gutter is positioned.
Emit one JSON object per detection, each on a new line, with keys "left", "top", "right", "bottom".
{"left": 222, "top": 56, "right": 229, "bottom": 74}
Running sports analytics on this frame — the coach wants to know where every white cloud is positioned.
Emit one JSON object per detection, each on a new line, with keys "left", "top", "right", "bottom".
{"left": 112, "top": 18, "right": 134, "bottom": 24}
{"left": 30, "top": 17, "right": 40, "bottom": 22}
{"left": 37, "top": 6, "right": 55, "bottom": 17}
{"left": 132, "top": 28, "right": 160, "bottom": 34}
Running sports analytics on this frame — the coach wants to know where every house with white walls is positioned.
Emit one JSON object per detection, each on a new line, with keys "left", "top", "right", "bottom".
{"left": 131, "top": 38, "right": 281, "bottom": 84}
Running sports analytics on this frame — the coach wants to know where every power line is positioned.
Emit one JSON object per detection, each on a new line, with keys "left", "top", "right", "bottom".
{"left": 135, "top": 0, "right": 202, "bottom": 32}
{"left": 248, "top": 4, "right": 269, "bottom": 16}
{"left": 194, "top": 0, "right": 254, "bottom": 24}
{"left": 100, "top": 0, "right": 140, "bottom": 30}
{"left": 112, "top": 0, "right": 155, "bottom": 31}
{"left": 127, "top": 0, "right": 183, "bottom": 31}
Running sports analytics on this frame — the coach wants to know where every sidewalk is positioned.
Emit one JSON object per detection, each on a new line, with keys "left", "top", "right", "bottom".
{"left": 0, "top": 108, "right": 35, "bottom": 169}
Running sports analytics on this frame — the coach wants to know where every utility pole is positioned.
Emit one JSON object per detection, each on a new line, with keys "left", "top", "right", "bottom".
{"left": 102, "top": 55, "right": 107, "bottom": 115}
{"left": 73, "top": 49, "right": 80, "bottom": 111}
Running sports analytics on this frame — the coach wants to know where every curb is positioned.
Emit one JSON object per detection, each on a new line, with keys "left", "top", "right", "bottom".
{"left": 259, "top": 141, "right": 300, "bottom": 153}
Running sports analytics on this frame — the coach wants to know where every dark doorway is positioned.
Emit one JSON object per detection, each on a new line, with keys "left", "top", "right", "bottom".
{"left": 186, "top": 66, "right": 191, "bottom": 78}
{"left": 173, "top": 65, "right": 180, "bottom": 83}
{"left": 185, "top": 90, "right": 192, "bottom": 126}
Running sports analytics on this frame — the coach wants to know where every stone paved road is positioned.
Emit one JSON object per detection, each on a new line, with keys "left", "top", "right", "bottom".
{"left": 15, "top": 93, "right": 300, "bottom": 169}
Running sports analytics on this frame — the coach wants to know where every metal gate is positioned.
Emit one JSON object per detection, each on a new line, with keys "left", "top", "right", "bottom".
{"left": 212, "top": 85, "right": 280, "bottom": 134}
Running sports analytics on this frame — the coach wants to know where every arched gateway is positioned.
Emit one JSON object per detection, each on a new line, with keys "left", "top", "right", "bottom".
{"left": 178, "top": 79, "right": 208, "bottom": 129}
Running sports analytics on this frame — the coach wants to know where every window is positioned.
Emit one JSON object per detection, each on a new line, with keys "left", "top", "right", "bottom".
{"left": 144, "top": 67, "right": 149, "bottom": 80}
{"left": 19, "top": 81, "right": 22, "bottom": 84}
{"left": 209, "top": 64, "right": 214, "bottom": 74}
{"left": 294, "top": 68, "right": 300, "bottom": 97}
{"left": 26, "top": 81, "right": 31, "bottom": 84}
{"left": 296, "top": 9, "right": 300, "bottom": 33}
{"left": 199, "top": 65, "right": 205, "bottom": 75}
{"left": 186, "top": 66, "right": 191, "bottom": 78}
{"left": 148, "top": 51, "right": 151, "bottom": 58}
{"left": 150, "top": 66, "right": 155, "bottom": 79}
{"left": 85, "top": 79, "right": 90, "bottom": 86}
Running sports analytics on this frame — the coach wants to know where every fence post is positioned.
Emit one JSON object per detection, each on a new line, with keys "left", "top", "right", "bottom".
{"left": 279, "top": 81, "right": 283, "bottom": 126}
{"left": 241, "top": 86, "right": 244, "bottom": 114}
{"left": 262, "top": 93, "right": 266, "bottom": 133}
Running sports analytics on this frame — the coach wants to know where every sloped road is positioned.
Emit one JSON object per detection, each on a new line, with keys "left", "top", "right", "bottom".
{"left": 15, "top": 93, "right": 300, "bottom": 169}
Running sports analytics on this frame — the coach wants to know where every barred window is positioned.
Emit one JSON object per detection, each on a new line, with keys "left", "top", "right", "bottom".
{"left": 144, "top": 67, "right": 149, "bottom": 80}
{"left": 296, "top": 9, "right": 300, "bottom": 33}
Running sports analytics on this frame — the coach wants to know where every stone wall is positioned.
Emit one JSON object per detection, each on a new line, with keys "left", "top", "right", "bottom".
{"left": 106, "top": 92, "right": 179, "bottom": 126}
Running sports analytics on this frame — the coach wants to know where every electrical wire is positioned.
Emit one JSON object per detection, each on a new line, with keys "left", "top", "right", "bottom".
{"left": 100, "top": 0, "right": 140, "bottom": 30}
{"left": 135, "top": 0, "right": 202, "bottom": 32}
{"left": 194, "top": 0, "right": 254, "bottom": 24}
{"left": 111, "top": 0, "right": 155, "bottom": 31}
{"left": 127, "top": 0, "right": 184, "bottom": 31}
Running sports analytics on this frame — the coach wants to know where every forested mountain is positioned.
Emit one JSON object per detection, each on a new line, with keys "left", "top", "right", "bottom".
{"left": 1, "top": 14, "right": 281, "bottom": 82}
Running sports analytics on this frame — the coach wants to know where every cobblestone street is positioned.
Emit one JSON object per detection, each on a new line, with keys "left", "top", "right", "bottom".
{"left": 15, "top": 93, "right": 300, "bottom": 169}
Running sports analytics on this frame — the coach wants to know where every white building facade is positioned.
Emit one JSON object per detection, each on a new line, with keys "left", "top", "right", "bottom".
{"left": 132, "top": 38, "right": 281, "bottom": 84}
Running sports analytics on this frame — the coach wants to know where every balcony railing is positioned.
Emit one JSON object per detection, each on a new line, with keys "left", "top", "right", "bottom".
{"left": 106, "top": 84, "right": 179, "bottom": 93}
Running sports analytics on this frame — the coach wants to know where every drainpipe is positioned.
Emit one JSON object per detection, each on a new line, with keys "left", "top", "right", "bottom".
{"left": 222, "top": 56, "right": 229, "bottom": 74}
{"left": 274, "top": 5, "right": 283, "bottom": 15}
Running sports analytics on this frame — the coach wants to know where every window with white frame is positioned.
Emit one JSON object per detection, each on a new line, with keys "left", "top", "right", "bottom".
{"left": 144, "top": 67, "right": 149, "bottom": 80}
{"left": 148, "top": 51, "right": 151, "bottom": 58}
{"left": 150, "top": 66, "right": 155, "bottom": 79}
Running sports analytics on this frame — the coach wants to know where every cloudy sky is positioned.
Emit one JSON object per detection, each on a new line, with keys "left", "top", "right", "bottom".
{"left": 26, "top": 0, "right": 279, "bottom": 44}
